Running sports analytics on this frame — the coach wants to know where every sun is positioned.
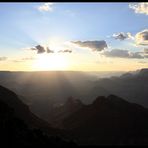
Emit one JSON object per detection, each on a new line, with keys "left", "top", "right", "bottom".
{"left": 32, "top": 54, "right": 69, "bottom": 71}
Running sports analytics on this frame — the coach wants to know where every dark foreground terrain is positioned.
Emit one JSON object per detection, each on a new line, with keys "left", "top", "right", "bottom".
{"left": 0, "top": 70, "right": 148, "bottom": 145}
{"left": 0, "top": 85, "right": 76, "bottom": 146}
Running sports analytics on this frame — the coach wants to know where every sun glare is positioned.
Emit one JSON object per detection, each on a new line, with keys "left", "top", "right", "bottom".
{"left": 32, "top": 54, "right": 69, "bottom": 71}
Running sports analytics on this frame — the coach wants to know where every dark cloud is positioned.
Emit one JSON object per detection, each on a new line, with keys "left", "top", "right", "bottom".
{"left": 0, "top": 57, "right": 7, "bottom": 61}
{"left": 112, "top": 32, "right": 133, "bottom": 40}
{"left": 102, "top": 49, "right": 144, "bottom": 59}
{"left": 103, "top": 49, "right": 129, "bottom": 58}
{"left": 129, "top": 52, "right": 144, "bottom": 59}
{"left": 135, "top": 29, "right": 148, "bottom": 45}
{"left": 30, "top": 45, "right": 46, "bottom": 54}
{"left": 35, "top": 45, "right": 46, "bottom": 54}
{"left": 30, "top": 45, "right": 55, "bottom": 54}
{"left": 58, "top": 49, "right": 72, "bottom": 53}
{"left": 72, "top": 40, "right": 107, "bottom": 51}
{"left": 47, "top": 47, "right": 54, "bottom": 53}
{"left": 113, "top": 33, "right": 127, "bottom": 40}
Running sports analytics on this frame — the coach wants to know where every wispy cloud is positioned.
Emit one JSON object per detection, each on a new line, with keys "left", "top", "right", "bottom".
{"left": 0, "top": 57, "right": 7, "bottom": 61}
{"left": 37, "top": 3, "right": 54, "bottom": 12}
{"left": 138, "top": 61, "right": 148, "bottom": 64}
{"left": 12, "top": 60, "right": 23, "bottom": 63}
{"left": 47, "top": 47, "right": 54, "bottom": 53}
{"left": 129, "top": 3, "right": 148, "bottom": 15}
{"left": 12, "top": 57, "right": 35, "bottom": 63}
{"left": 21, "top": 57, "right": 35, "bottom": 61}
{"left": 102, "top": 49, "right": 146, "bottom": 59}
{"left": 58, "top": 49, "right": 72, "bottom": 53}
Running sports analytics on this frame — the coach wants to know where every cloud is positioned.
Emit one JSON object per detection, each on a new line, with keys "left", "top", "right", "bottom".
{"left": 47, "top": 47, "right": 54, "bottom": 53}
{"left": 36, "top": 45, "right": 46, "bottom": 54}
{"left": 30, "top": 45, "right": 55, "bottom": 54}
{"left": 12, "top": 60, "right": 23, "bottom": 63}
{"left": 38, "top": 3, "right": 53, "bottom": 12}
{"left": 112, "top": 29, "right": 148, "bottom": 46}
{"left": 0, "top": 57, "right": 7, "bottom": 61}
{"left": 72, "top": 40, "right": 107, "bottom": 51}
{"left": 144, "top": 48, "right": 148, "bottom": 53}
{"left": 144, "top": 55, "right": 148, "bottom": 58}
{"left": 58, "top": 49, "right": 72, "bottom": 53}
{"left": 30, "top": 47, "right": 37, "bottom": 51}
{"left": 102, "top": 49, "right": 144, "bottom": 59}
{"left": 143, "top": 48, "right": 148, "bottom": 58}
{"left": 30, "top": 45, "right": 46, "bottom": 54}
{"left": 103, "top": 49, "right": 129, "bottom": 58}
{"left": 135, "top": 29, "right": 148, "bottom": 45}
{"left": 138, "top": 61, "right": 148, "bottom": 64}
{"left": 112, "top": 32, "right": 134, "bottom": 40}
{"left": 12, "top": 57, "right": 35, "bottom": 63}
{"left": 29, "top": 45, "right": 55, "bottom": 54}
{"left": 21, "top": 57, "right": 35, "bottom": 61}
{"left": 129, "top": 52, "right": 144, "bottom": 59}
{"left": 129, "top": 3, "right": 148, "bottom": 15}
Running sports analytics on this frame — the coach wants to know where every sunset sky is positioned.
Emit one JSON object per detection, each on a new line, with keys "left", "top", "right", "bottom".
{"left": 0, "top": 2, "right": 148, "bottom": 71}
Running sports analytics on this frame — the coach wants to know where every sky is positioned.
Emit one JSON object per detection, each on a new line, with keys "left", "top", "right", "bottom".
{"left": 0, "top": 2, "right": 148, "bottom": 71}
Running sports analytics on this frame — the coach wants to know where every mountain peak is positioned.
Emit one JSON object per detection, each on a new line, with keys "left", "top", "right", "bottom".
{"left": 65, "top": 96, "right": 83, "bottom": 107}
{"left": 107, "top": 94, "right": 128, "bottom": 103}
{"left": 92, "top": 96, "right": 107, "bottom": 106}
{"left": 139, "top": 68, "right": 148, "bottom": 75}
{"left": 120, "top": 72, "right": 133, "bottom": 78}
{"left": 92, "top": 95, "right": 131, "bottom": 108}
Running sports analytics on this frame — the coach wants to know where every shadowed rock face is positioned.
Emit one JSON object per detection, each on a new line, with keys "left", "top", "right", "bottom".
{"left": 0, "top": 85, "right": 50, "bottom": 129}
{"left": 59, "top": 95, "right": 148, "bottom": 145}
{"left": 1, "top": 84, "right": 148, "bottom": 145}
{"left": 47, "top": 96, "right": 84, "bottom": 128}
{"left": 0, "top": 85, "right": 77, "bottom": 146}
{"left": 139, "top": 68, "right": 148, "bottom": 75}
